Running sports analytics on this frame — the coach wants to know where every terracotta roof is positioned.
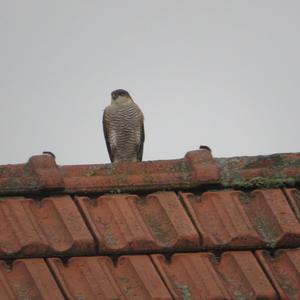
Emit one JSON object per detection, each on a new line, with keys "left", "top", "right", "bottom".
{"left": 0, "top": 149, "right": 299, "bottom": 299}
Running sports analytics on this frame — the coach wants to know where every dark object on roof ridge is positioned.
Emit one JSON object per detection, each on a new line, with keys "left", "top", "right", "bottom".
{"left": 199, "top": 145, "right": 211, "bottom": 152}
{"left": 42, "top": 151, "right": 56, "bottom": 159}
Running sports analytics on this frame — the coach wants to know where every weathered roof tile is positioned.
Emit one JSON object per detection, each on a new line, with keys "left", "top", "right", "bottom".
{"left": 63, "top": 148, "right": 220, "bottom": 194}
{"left": 217, "top": 153, "right": 300, "bottom": 189}
{"left": 284, "top": 188, "right": 300, "bottom": 221}
{"left": 216, "top": 251, "right": 277, "bottom": 299}
{"left": 1, "top": 151, "right": 299, "bottom": 195}
{"left": 181, "top": 190, "right": 262, "bottom": 249}
{"left": 76, "top": 192, "right": 199, "bottom": 253}
{"left": 48, "top": 255, "right": 172, "bottom": 299}
{"left": 152, "top": 251, "right": 277, "bottom": 299}
{"left": 256, "top": 249, "right": 300, "bottom": 299}
{"left": 245, "top": 189, "right": 300, "bottom": 248}
{"left": 152, "top": 253, "right": 231, "bottom": 299}
{"left": 0, "top": 150, "right": 299, "bottom": 299}
{"left": 29, "top": 155, "right": 64, "bottom": 191}
{"left": 0, "top": 196, "right": 95, "bottom": 258}
{"left": 181, "top": 189, "right": 300, "bottom": 249}
{"left": 0, "top": 259, "right": 64, "bottom": 300}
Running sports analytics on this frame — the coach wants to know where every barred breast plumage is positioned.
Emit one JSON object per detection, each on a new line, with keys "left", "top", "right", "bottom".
{"left": 103, "top": 89, "right": 144, "bottom": 163}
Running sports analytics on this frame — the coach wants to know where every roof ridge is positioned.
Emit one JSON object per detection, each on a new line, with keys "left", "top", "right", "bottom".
{"left": 0, "top": 149, "right": 299, "bottom": 195}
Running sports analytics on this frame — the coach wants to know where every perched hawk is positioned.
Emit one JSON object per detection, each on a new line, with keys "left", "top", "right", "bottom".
{"left": 103, "top": 89, "right": 145, "bottom": 163}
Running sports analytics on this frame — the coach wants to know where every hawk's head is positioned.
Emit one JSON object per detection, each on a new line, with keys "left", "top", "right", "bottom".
{"left": 111, "top": 89, "right": 131, "bottom": 101}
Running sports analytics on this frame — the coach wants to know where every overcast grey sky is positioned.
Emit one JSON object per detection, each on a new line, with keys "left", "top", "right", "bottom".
{"left": 0, "top": 1, "right": 299, "bottom": 165}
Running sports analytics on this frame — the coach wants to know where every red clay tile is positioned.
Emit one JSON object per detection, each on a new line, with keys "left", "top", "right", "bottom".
{"left": 62, "top": 149, "right": 220, "bottom": 193}
{"left": 284, "top": 188, "right": 300, "bottom": 221}
{"left": 62, "top": 160, "right": 189, "bottom": 193}
{"left": 48, "top": 255, "right": 171, "bottom": 299}
{"left": 1, "top": 151, "right": 300, "bottom": 195}
{"left": 245, "top": 189, "right": 300, "bottom": 248}
{"left": 152, "top": 252, "right": 231, "bottom": 299}
{"left": 0, "top": 196, "right": 95, "bottom": 258}
{"left": 0, "top": 163, "right": 39, "bottom": 195}
{"left": 181, "top": 191, "right": 262, "bottom": 249}
{"left": 256, "top": 249, "right": 300, "bottom": 299}
{"left": 0, "top": 258, "right": 64, "bottom": 299}
{"left": 76, "top": 192, "right": 199, "bottom": 253}
{"left": 152, "top": 251, "right": 277, "bottom": 299}
{"left": 218, "top": 153, "right": 300, "bottom": 188}
{"left": 0, "top": 154, "right": 64, "bottom": 195}
{"left": 184, "top": 149, "right": 220, "bottom": 183}
{"left": 216, "top": 251, "right": 277, "bottom": 299}
{"left": 28, "top": 155, "right": 64, "bottom": 191}
{"left": 181, "top": 189, "right": 300, "bottom": 249}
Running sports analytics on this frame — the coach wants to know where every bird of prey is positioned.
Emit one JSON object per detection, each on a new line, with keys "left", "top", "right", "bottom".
{"left": 103, "top": 89, "right": 145, "bottom": 163}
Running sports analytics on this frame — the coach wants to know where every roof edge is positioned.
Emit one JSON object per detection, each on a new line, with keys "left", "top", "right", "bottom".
{"left": 0, "top": 150, "right": 299, "bottom": 195}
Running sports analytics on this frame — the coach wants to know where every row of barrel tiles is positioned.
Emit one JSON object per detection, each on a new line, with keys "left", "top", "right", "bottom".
{"left": 0, "top": 188, "right": 299, "bottom": 257}
{"left": 0, "top": 249, "right": 299, "bottom": 299}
